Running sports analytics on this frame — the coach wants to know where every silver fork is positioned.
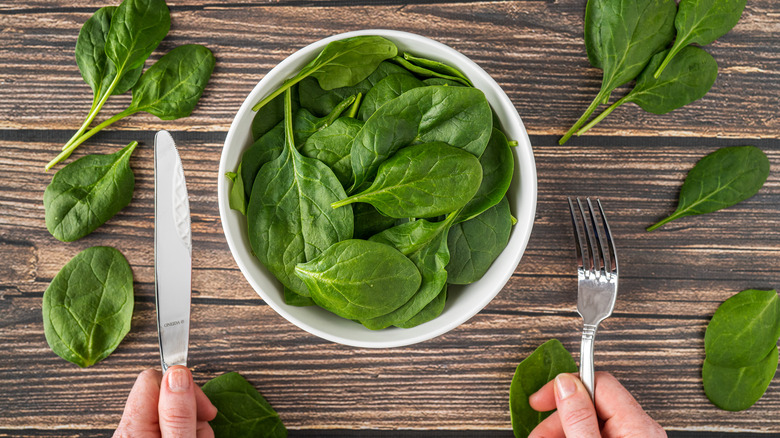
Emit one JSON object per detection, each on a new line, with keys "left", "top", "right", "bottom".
{"left": 568, "top": 198, "right": 618, "bottom": 401}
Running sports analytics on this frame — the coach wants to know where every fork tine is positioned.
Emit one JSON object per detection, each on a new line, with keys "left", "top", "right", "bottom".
{"left": 596, "top": 199, "right": 618, "bottom": 275}
{"left": 586, "top": 198, "right": 607, "bottom": 275}
{"left": 576, "top": 198, "right": 597, "bottom": 273}
{"left": 568, "top": 197, "right": 585, "bottom": 269}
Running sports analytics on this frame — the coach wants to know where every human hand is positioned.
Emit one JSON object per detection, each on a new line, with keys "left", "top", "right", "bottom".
{"left": 528, "top": 371, "right": 666, "bottom": 438}
{"left": 114, "top": 366, "right": 218, "bottom": 438}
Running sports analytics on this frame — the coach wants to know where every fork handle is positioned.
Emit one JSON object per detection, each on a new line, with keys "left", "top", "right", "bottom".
{"left": 580, "top": 323, "right": 598, "bottom": 402}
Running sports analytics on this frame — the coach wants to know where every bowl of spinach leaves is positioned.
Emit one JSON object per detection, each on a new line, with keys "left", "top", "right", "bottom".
{"left": 219, "top": 30, "right": 536, "bottom": 348}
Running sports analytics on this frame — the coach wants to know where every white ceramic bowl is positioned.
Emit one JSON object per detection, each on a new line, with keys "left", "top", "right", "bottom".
{"left": 218, "top": 30, "right": 537, "bottom": 348}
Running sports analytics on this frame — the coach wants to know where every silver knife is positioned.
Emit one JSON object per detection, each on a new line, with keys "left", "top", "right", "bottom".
{"left": 154, "top": 130, "right": 192, "bottom": 372}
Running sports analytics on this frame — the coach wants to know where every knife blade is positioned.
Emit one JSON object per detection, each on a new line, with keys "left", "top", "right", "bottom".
{"left": 154, "top": 130, "right": 192, "bottom": 372}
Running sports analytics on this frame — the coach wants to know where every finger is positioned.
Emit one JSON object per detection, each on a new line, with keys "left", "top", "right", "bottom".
{"left": 159, "top": 366, "right": 198, "bottom": 438}
{"left": 114, "top": 369, "right": 163, "bottom": 437}
{"left": 529, "top": 377, "right": 562, "bottom": 412}
{"left": 528, "top": 411, "right": 566, "bottom": 438}
{"left": 196, "top": 420, "right": 215, "bottom": 438}
{"left": 194, "top": 384, "right": 218, "bottom": 421}
{"left": 594, "top": 372, "right": 667, "bottom": 438}
{"left": 554, "top": 373, "right": 601, "bottom": 438}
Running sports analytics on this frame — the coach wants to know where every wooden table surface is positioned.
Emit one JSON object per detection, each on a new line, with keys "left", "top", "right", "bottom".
{"left": 1, "top": 0, "right": 779, "bottom": 436}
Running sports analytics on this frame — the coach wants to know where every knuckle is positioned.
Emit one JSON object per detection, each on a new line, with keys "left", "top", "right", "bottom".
{"left": 560, "top": 406, "right": 596, "bottom": 429}
{"left": 160, "top": 406, "right": 195, "bottom": 428}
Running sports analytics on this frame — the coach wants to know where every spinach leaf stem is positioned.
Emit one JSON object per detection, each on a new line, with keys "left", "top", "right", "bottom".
{"left": 46, "top": 109, "right": 135, "bottom": 171}
{"left": 61, "top": 72, "right": 123, "bottom": 151}
{"left": 559, "top": 89, "right": 609, "bottom": 145}
{"left": 576, "top": 94, "right": 632, "bottom": 136}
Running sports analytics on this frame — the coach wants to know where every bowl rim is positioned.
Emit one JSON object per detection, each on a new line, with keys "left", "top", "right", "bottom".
{"left": 218, "top": 29, "right": 537, "bottom": 348}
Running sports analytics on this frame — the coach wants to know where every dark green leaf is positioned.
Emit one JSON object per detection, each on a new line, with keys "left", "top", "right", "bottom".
{"left": 42, "top": 246, "right": 134, "bottom": 367}
{"left": 247, "top": 90, "right": 353, "bottom": 296}
{"left": 104, "top": 0, "right": 170, "bottom": 74}
{"left": 654, "top": 0, "right": 747, "bottom": 78}
{"left": 295, "top": 239, "right": 421, "bottom": 320}
{"left": 392, "top": 55, "right": 471, "bottom": 86}
{"left": 510, "top": 339, "right": 578, "bottom": 438}
{"left": 293, "top": 95, "right": 355, "bottom": 145}
{"left": 704, "top": 289, "right": 780, "bottom": 368}
{"left": 127, "top": 44, "right": 216, "bottom": 120}
{"left": 241, "top": 122, "right": 285, "bottom": 199}
{"left": 350, "top": 86, "right": 492, "bottom": 190}
{"left": 422, "top": 78, "right": 464, "bottom": 87}
{"left": 703, "top": 346, "right": 778, "bottom": 412}
{"left": 252, "top": 36, "right": 397, "bottom": 111}
{"left": 357, "top": 74, "right": 425, "bottom": 121}
{"left": 202, "top": 372, "right": 287, "bottom": 438}
{"left": 584, "top": 0, "right": 606, "bottom": 68}
{"left": 647, "top": 146, "right": 769, "bottom": 231}
{"left": 298, "top": 61, "right": 411, "bottom": 117}
{"left": 284, "top": 287, "right": 315, "bottom": 307}
{"left": 301, "top": 117, "right": 363, "bottom": 188}
{"left": 458, "top": 128, "right": 514, "bottom": 222}
{"left": 395, "top": 285, "right": 448, "bottom": 329}
{"left": 226, "top": 165, "right": 246, "bottom": 215}
{"left": 44, "top": 142, "right": 137, "bottom": 242}
{"left": 402, "top": 52, "right": 473, "bottom": 86}
{"left": 334, "top": 142, "right": 482, "bottom": 219}
{"left": 353, "top": 203, "right": 398, "bottom": 239}
{"left": 251, "top": 87, "right": 299, "bottom": 141}
{"left": 447, "top": 197, "right": 512, "bottom": 284}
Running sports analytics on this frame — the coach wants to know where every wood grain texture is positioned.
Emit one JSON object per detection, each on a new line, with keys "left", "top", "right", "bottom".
{"left": 0, "top": 0, "right": 778, "bottom": 138}
{"left": 1, "top": 0, "right": 780, "bottom": 435}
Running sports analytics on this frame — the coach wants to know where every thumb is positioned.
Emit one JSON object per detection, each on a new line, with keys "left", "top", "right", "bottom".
{"left": 554, "top": 373, "right": 601, "bottom": 438}
{"left": 159, "top": 366, "right": 198, "bottom": 437}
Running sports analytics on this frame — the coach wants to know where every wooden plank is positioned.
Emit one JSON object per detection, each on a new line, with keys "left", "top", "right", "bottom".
{"left": 1, "top": 131, "right": 779, "bottom": 432}
{"left": 0, "top": 1, "right": 778, "bottom": 138}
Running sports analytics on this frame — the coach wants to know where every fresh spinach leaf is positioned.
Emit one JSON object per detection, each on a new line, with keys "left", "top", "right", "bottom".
{"left": 422, "top": 78, "right": 464, "bottom": 87}
{"left": 703, "top": 346, "right": 778, "bottom": 412}
{"left": 402, "top": 52, "right": 473, "bottom": 86}
{"left": 301, "top": 117, "right": 363, "bottom": 188}
{"left": 577, "top": 46, "right": 718, "bottom": 136}
{"left": 226, "top": 164, "right": 247, "bottom": 215}
{"left": 334, "top": 142, "right": 483, "bottom": 219}
{"left": 42, "top": 246, "right": 134, "bottom": 367}
{"left": 295, "top": 239, "right": 422, "bottom": 320}
{"left": 44, "top": 142, "right": 137, "bottom": 242}
{"left": 560, "top": 0, "right": 677, "bottom": 144}
{"left": 704, "top": 289, "right": 780, "bottom": 368}
{"left": 364, "top": 216, "right": 456, "bottom": 329}
{"left": 447, "top": 197, "right": 512, "bottom": 285}
{"left": 252, "top": 36, "right": 397, "bottom": 112}
{"left": 350, "top": 86, "right": 492, "bottom": 191}
{"left": 284, "top": 287, "right": 315, "bottom": 307}
{"left": 510, "top": 339, "right": 578, "bottom": 438}
{"left": 393, "top": 55, "right": 471, "bottom": 86}
{"left": 395, "top": 285, "right": 448, "bottom": 329}
{"left": 49, "top": 44, "right": 215, "bottom": 170}
{"left": 584, "top": 0, "right": 606, "bottom": 69}
{"left": 293, "top": 95, "right": 355, "bottom": 145}
{"left": 298, "top": 61, "right": 411, "bottom": 117}
{"left": 56, "top": 0, "right": 169, "bottom": 166}
{"left": 357, "top": 74, "right": 425, "bottom": 121}
{"left": 247, "top": 90, "right": 352, "bottom": 296}
{"left": 240, "top": 122, "right": 285, "bottom": 199}
{"left": 202, "top": 372, "right": 287, "bottom": 438}
{"left": 353, "top": 203, "right": 398, "bottom": 239}
{"left": 654, "top": 0, "right": 747, "bottom": 78}
{"left": 458, "top": 128, "right": 514, "bottom": 223}
{"left": 252, "top": 87, "right": 299, "bottom": 141}
{"left": 647, "top": 146, "right": 769, "bottom": 231}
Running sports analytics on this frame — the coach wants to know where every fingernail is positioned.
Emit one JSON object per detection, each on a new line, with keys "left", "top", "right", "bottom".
{"left": 555, "top": 374, "right": 577, "bottom": 400}
{"left": 168, "top": 368, "right": 191, "bottom": 393}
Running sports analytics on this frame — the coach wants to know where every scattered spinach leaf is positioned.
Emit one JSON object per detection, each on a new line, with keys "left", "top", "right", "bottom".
{"left": 247, "top": 90, "right": 352, "bottom": 296}
{"left": 577, "top": 46, "right": 718, "bottom": 136}
{"left": 703, "top": 346, "right": 778, "bottom": 412}
{"left": 44, "top": 142, "right": 137, "bottom": 242}
{"left": 252, "top": 36, "right": 397, "bottom": 112}
{"left": 49, "top": 44, "right": 215, "bottom": 170}
{"left": 295, "top": 239, "right": 422, "bottom": 320}
{"left": 350, "top": 85, "right": 492, "bottom": 190}
{"left": 647, "top": 146, "right": 769, "bottom": 231}
{"left": 42, "top": 246, "right": 134, "bottom": 367}
{"left": 704, "top": 289, "right": 780, "bottom": 368}
{"left": 357, "top": 74, "right": 424, "bottom": 121}
{"left": 654, "top": 0, "right": 747, "bottom": 78}
{"left": 202, "top": 372, "right": 287, "bottom": 438}
{"left": 560, "top": 0, "right": 677, "bottom": 144}
{"left": 333, "top": 142, "right": 483, "bottom": 219}
{"left": 447, "top": 197, "right": 512, "bottom": 285}
{"left": 510, "top": 339, "right": 578, "bottom": 438}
